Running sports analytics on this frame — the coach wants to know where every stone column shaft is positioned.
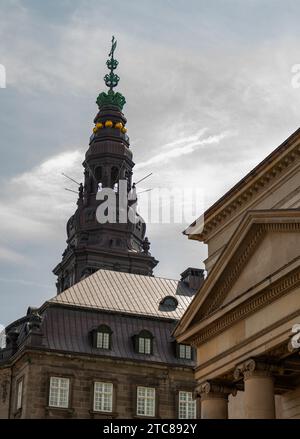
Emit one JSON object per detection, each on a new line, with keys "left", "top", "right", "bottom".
{"left": 234, "top": 359, "right": 276, "bottom": 419}
{"left": 195, "top": 381, "right": 237, "bottom": 419}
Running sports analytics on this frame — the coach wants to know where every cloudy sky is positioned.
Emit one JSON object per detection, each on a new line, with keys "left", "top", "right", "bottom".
{"left": 1, "top": 0, "right": 300, "bottom": 325}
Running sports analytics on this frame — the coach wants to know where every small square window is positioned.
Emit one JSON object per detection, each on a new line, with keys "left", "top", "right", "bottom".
{"left": 178, "top": 344, "right": 192, "bottom": 359}
{"left": 49, "top": 377, "right": 70, "bottom": 408}
{"left": 137, "top": 386, "right": 155, "bottom": 417}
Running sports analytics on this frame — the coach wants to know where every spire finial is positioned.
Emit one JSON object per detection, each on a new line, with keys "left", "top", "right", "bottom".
{"left": 96, "top": 36, "right": 126, "bottom": 111}
{"left": 104, "top": 35, "right": 120, "bottom": 91}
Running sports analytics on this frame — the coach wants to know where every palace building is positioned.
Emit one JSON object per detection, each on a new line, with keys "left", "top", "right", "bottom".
{"left": 175, "top": 128, "right": 300, "bottom": 418}
{"left": 0, "top": 39, "right": 201, "bottom": 419}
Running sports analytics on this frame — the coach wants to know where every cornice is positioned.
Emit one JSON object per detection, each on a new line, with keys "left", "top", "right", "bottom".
{"left": 188, "top": 138, "right": 300, "bottom": 241}
{"left": 194, "top": 310, "right": 300, "bottom": 376}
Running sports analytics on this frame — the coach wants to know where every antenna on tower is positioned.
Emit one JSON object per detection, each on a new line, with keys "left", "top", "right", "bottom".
{"left": 62, "top": 173, "right": 80, "bottom": 186}
{"left": 134, "top": 172, "right": 153, "bottom": 186}
{"left": 64, "top": 188, "right": 78, "bottom": 195}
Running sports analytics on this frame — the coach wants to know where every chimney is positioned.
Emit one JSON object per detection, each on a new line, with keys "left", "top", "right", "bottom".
{"left": 180, "top": 267, "right": 205, "bottom": 290}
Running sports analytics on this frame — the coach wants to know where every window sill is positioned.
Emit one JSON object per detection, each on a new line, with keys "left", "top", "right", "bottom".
{"left": 133, "top": 414, "right": 160, "bottom": 419}
{"left": 89, "top": 410, "right": 118, "bottom": 419}
{"left": 45, "top": 406, "right": 75, "bottom": 417}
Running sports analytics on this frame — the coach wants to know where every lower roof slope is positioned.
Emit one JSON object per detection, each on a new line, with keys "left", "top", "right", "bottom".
{"left": 48, "top": 269, "right": 196, "bottom": 320}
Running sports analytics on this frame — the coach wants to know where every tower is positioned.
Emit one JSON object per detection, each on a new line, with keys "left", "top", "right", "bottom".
{"left": 53, "top": 37, "right": 158, "bottom": 293}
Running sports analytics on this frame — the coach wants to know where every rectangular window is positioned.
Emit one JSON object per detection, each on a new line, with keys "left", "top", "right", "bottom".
{"left": 179, "top": 344, "right": 192, "bottom": 359}
{"left": 49, "top": 377, "right": 70, "bottom": 408}
{"left": 138, "top": 337, "right": 151, "bottom": 354}
{"left": 93, "top": 382, "right": 113, "bottom": 412}
{"left": 16, "top": 378, "right": 23, "bottom": 410}
{"left": 178, "top": 391, "right": 196, "bottom": 419}
{"left": 96, "top": 332, "right": 110, "bottom": 349}
{"left": 137, "top": 386, "right": 155, "bottom": 417}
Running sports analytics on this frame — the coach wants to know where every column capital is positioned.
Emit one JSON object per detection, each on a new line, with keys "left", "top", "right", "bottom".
{"left": 194, "top": 380, "right": 237, "bottom": 401}
{"left": 234, "top": 358, "right": 281, "bottom": 381}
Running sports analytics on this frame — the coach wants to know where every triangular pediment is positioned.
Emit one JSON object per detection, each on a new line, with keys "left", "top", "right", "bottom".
{"left": 222, "top": 227, "right": 300, "bottom": 306}
{"left": 175, "top": 209, "right": 300, "bottom": 339}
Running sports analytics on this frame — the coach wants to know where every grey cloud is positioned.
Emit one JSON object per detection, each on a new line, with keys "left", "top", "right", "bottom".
{"left": 1, "top": 0, "right": 300, "bottom": 324}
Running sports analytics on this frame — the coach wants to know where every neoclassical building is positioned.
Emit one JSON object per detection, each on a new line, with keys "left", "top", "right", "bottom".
{"left": 175, "top": 128, "right": 300, "bottom": 418}
{"left": 0, "top": 39, "right": 201, "bottom": 419}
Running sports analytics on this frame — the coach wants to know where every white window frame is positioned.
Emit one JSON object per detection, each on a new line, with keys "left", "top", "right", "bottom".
{"left": 96, "top": 331, "right": 110, "bottom": 349}
{"left": 179, "top": 344, "right": 192, "bottom": 359}
{"left": 93, "top": 382, "right": 113, "bottom": 412}
{"left": 138, "top": 337, "right": 151, "bottom": 354}
{"left": 16, "top": 378, "right": 23, "bottom": 410}
{"left": 49, "top": 377, "right": 70, "bottom": 408}
{"left": 136, "top": 386, "right": 155, "bottom": 417}
{"left": 178, "top": 391, "right": 196, "bottom": 419}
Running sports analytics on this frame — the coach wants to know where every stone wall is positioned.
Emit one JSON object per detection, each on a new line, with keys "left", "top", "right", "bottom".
{"left": 0, "top": 367, "right": 11, "bottom": 419}
{"left": 280, "top": 387, "right": 300, "bottom": 419}
{"left": 6, "top": 351, "right": 197, "bottom": 419}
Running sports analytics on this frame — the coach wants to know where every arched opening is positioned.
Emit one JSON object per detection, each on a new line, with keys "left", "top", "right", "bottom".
{"left": 111, "top": 166, "right": 119, "bottom": 189}
{"left": 95, "top": 167, "right": 103, "bottom": 192}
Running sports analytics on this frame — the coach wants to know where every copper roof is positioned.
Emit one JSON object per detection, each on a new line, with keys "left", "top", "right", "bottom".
{"left": 48, "top": 269, "right": 196, "bottom": 320}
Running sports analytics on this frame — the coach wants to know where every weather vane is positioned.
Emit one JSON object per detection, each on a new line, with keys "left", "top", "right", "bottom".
{"left": 104, "top": 35, "right": 120, "bottom": 90}
{"left": 96, "top": 36, "right": 126, "bottom": 110}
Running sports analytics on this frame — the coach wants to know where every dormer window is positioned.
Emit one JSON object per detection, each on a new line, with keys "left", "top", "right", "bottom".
{"left": 134, "top": 330, "right": 153, "bottom": 355}
{"left": 92, "top": 325, "right": 112, "bottom": 350}
{"left": 95, "top": 167, "right": 103, "bottom": 192}
{"left": 177, "top": 343, "right": 192, "bottom": 360}
{"left": 160, "top": 296, "right": 178, "bottom": 310}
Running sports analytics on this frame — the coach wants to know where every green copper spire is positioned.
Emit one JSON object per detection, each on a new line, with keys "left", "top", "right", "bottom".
{"left": 96, "top": 36, "right": 126, "bottom": 111}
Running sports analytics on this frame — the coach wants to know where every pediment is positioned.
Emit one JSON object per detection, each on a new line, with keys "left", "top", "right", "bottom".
{"left": 222, "top": 228, "right": 300, "bottom": 306}
{"left": 175, "top": 209, "right": 300, "bottom": 339}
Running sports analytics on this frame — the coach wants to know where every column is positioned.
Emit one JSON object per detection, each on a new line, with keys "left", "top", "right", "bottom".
{"left": 195, "top": 381, "right": 237, "bottom": 419}
{"left": 234, "top": 359, "right": 276, "bottom": 419}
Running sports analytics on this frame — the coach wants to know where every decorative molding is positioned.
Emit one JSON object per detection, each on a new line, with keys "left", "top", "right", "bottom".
{"left": 194, "top": 309, "right": 300, "bottom": 374}
{"left": 198, "top": 226, "right": 265, "bottom": 319}
{"left": 233, "top": 358, "right": 283, "bottom": 381}
{"left": 190, "top": 267, "right": 300, "bottom": 347}
{"left": 198, "top": 222, "right": 300, "bottom": 320}
{"left": 194, "top": 380, "right": 237, "bottom": 400}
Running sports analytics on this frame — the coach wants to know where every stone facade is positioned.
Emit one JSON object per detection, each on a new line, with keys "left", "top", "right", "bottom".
{"left": 0, "top": 351, "right": 197, "bottom": 419}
